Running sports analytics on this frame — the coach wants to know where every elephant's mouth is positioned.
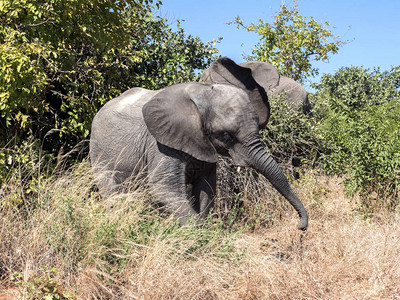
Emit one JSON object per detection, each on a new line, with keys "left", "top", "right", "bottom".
{"left": 228, "top": 147, "right": 250, "bottom": 167}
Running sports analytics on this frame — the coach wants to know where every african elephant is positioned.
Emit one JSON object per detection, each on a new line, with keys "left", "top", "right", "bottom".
{"left": 89, "top": 57, "right": 308, "bottom": 230}
{"left": 201, "top": 61, "right": 311, "bottom": 114}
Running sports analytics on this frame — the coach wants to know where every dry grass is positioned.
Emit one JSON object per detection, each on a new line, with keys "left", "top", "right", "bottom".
{"left": 1, "top": 163, "right": 400, "bottom": 299}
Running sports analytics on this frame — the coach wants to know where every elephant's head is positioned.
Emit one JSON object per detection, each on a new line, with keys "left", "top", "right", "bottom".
{"left": 143, "top": 59, "right": 308, "bottom": 230}
{"left": 199, "top": 57, "right": 271, "bottom": 129}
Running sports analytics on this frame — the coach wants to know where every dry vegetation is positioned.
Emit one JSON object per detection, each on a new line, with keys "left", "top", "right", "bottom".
{"left": 1, "top": 162, "right": 400, "bottom": 299}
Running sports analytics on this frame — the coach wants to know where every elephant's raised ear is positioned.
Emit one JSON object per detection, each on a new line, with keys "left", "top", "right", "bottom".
{"left": 142, "top": 84, "right": 218, "bottom": 163}
{"left": 239, "top": 61, "right": 280, "bottom": 92}
{"left": 202, "top": 57, "right": 270, "bottom": 128}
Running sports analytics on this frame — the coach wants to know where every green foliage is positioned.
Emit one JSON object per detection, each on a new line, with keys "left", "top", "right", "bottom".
{"left": 0, "top": 0, "right": 218, "bottom": 179}
{"left": 313, "top": 66, "right": 400, "bottom": 210}
{"left": 231, "top": 0, "right": 344, "bottom": 82}
{"left": 133, "top": 20, "right": 219, "bottom": 89}
{"left": 313, "top": 66, "right": 400, "bottom": 109}
{"left": 11, "top": 267, "right": 74, "bottom": 299}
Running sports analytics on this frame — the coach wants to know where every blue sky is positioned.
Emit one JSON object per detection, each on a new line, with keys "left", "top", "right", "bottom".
{"left": 158, "top": 0, "right": 400, "bottom": 91}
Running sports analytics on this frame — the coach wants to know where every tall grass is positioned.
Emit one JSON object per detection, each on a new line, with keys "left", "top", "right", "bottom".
{"left": 1, "top": 157, "right": 400, "bottom": 299}
{"left": 0, "top": 159, "right": 246, "bottom": 298}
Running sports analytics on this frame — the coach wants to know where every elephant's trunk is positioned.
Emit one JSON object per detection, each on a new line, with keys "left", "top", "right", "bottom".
{"left": 246, "top": 142, "right": 308, "bottom": 230}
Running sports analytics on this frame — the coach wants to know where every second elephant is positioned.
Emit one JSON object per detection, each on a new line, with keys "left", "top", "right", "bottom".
{"left": 201, "top": 60, "right": 312, "bottom": 114}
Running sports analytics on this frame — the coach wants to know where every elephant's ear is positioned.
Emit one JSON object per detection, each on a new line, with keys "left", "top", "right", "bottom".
{"left": 239, "top": 61, "right": 280, "bottom": 92}
{"left": 142, "top": 84, "right": 218, "bottom": 163}
{"left": 204, "top": 57, "right": 270, "bottom": 128}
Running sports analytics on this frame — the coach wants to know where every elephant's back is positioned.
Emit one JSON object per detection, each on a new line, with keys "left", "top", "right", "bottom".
{"left": 90, "top": 87, "right": 158, "bottom": 173}
{"left": 96, "top": 88, "right": 157, "bottom": 117}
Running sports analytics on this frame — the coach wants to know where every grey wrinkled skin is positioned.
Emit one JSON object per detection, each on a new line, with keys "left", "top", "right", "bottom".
{"left": 203, "top": 61, "right": 311, "bottom": 114}
{"left": 268, "top": 76, "right": 312, "bottom": 114}
{"left": 90, "top": 57, "right": 308, "bottom": 230}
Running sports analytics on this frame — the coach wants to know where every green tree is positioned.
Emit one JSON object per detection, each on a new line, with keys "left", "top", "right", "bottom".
{"left": 313, "top": 66, "right": 400, "bottom": 109}
{"left": 232, "top": 1, "right": 345, "bottom": 82}
{"left": 312, "top": 66, "right": 400, "bottom": 211}
{"left": 0, "top": 0, "right": 218, "bottom": 179}
{"left": 132, "top": 20, "right": 219, "bottom": 90}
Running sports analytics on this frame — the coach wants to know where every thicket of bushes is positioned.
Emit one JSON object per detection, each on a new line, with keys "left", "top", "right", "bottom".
{"left": 0, "top": 0, "right": 218, "bottom": 180}
{"left": 264, "top": 66, "right": 400, "bottom": 212}
{"left": 313, "top": 66, "right": 400, "bottom": 211}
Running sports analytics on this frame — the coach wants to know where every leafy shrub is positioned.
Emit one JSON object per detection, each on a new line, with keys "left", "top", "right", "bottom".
{"left": 0, "top": 0, "right": 218, "bottom": 180}
{"left": 313, "top": 66, "right": 400, "bottom": 109}
{"left": 312, "top": 66, "right": 400, "bottom": 211}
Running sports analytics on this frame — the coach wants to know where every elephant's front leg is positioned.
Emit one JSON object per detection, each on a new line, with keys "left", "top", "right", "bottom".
{"left": 192, "top": 164, "right": 217, "bottom": 218}
{"left": 148, "top": 155, "right": 199, "bottom": 225}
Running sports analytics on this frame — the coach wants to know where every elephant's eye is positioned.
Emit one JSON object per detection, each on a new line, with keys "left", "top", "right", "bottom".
{"left": 219, "top": 131, "right": 235, "bottom": 144}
